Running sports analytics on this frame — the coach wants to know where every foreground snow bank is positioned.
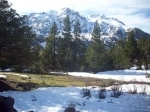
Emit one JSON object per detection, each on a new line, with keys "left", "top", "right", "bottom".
{"left": 0, "top": 84, "right": 150, "bottom": 112}
{"left": 0, "top": 74, "right": 7, "bottom": 79}
{"left": 68, "top": 70, "right": 150, "bottom": 82}
{"left": 0, "top": 72, "right": 28, "bottom": 78}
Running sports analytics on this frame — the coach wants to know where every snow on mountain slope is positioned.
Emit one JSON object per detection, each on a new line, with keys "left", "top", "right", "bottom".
{"left": 26, "top": 8, "right": 128, "bottom": 43}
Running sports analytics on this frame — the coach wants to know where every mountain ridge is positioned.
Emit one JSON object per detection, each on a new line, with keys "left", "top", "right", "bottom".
{"left": 26, "top": 8, "right": 150, "bottom": 44}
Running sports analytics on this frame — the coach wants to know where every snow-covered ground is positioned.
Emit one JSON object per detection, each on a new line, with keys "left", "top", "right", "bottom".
{"left": 0, "top": 74, "right": 7, "bottom": 79}
{"left": 0, "top": 84, "right": 150, "bottom": 112}
{"left": 0, "top": 72, "right": 28, "bottom": 78}
{"left": 0, "top": 70, "right": 150, "bottom": 112}
{"left": 68, "top": 69, "right": 150, "bottom": 82}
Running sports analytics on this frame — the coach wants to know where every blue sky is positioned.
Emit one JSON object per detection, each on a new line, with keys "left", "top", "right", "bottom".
{"left": 8, "top": 0, "right": 150, "bottom": 33}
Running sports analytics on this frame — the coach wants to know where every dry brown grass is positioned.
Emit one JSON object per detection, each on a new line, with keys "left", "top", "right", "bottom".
{"left": 1, "top": 72, "right": 150, "bottom": 91}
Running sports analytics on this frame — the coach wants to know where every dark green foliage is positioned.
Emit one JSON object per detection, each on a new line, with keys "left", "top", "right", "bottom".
{"left": 137, "top": 38, "right": 150, "bottom": 69}
{"left": 110, "top": 38, "right": 126, "bottom": 70}
{"left": 58, "top": 15, "right": 73, "bottom": 71}
{"left": 30, "top": 44, "right": 43, "bottom": 73}
{"left": 72, "top": 21, "right": 87, "bottom": 71}
{"left": 41, "top": 22, "right": 58, "bottom": 72}
{"left": 109, "top": 30, "right": 150, "bottom": 70}
{"left": 86, "top": 21, "right": 107, "bottom": 72}
{"left": 72, "top": 21, "right": 81, "bottom": 71}
{"left": 0, "top": 0, "right": 36, "bottom": 71}
{"left": 123, "top": 31, "right": 138, "bottom": 67}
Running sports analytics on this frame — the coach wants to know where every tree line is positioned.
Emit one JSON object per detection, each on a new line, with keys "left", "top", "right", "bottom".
{"left": 35, "top": 16, "right": 150, "bottom": 73}
{"left": 1, "top": 0, "right": 150, "bottom": 73}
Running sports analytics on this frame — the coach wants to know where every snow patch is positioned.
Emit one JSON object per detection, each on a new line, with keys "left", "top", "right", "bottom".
{"left": 0, "top": 72, "right": 28, "bottom": 78}
{"left": 68, "top": 70, "right": 150, "bottom": 82}
{"left": 0, "top": 74, "right": 7, "bottom": 79}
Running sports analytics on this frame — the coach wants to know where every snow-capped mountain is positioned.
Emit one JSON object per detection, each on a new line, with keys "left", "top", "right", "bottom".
{"left": 26, "top": 8, "right": 147, "bottom": 44}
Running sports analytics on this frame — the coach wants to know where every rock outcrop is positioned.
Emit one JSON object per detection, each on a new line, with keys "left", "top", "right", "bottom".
{"left": 0, "top": 96, "right": 17, "bottom": 112}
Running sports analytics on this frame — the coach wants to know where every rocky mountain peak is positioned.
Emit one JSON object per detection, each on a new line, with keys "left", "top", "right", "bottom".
{"left": 58, "top": 8, "right": 80, "bottom": 17}
{"left": 26, "top": 7, "right": 150, "bottom": 45}
{"left": 90, "top": 14, "right": 107, "bottom": 19}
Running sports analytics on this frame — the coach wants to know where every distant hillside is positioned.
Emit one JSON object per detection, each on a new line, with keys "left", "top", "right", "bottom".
{"left": 127, "top": 28, "right": 150, "bottom": 39}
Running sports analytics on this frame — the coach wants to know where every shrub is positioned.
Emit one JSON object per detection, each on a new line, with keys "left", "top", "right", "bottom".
{"left": 111, "top": 85, "right": 122, "bottom": 98}
{"left": 98, "top": 89, "right": 106, "bottom": 99}
{"left": 139, "top": 85, "right": 147, "bottom": 95}
{"left": 127, "top": 85, "right": 137, "bottom": 94}
{"left": 146, "top": 73, "right": 150, "bottom": 78}
{"left": 99, "top": 82, "right": 106, "bottom": 92}
{"left": 81, "top": 88, "right": 91, "bottom": 98}
{"left": 100, "top": 87, "right": 106, "bottom": 92}
{"left": 65, "top": 101, "right": 79, "bottom": 112}
{"left": 64, "top": 107, "right": 76, "bottom": 112}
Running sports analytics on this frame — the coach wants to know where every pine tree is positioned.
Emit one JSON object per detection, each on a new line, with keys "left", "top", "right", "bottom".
{"left": 0, "top": 0, "right": 13, "bottom": 69}
{"left": 41, "top": 22, "right": 58, "bottom": 72}
{"left": 144, "top": 38, "right": 150, "bottom": 69}
{"left": 0, "top": 0, "right": 36, "bottom": 71}
{"left": 58, "top": 15, "right": 73, "bottom": 71}
{"left": 12, "top": 21, "right": 36, "bottom": 71}
{"left": 123, "top": 31, "right": 138, "bottom": 68}
{"left": 56, "top": 37, "right": 65, "bottom": 71}
{"left": 30, "top": 44, "right": 43, "bottom": 73}
{"left": 73, "top": 21, "right": 82, "bottom": 71}
{"left": 110, "top": 39, "right": 125, "bottom": 69}
{"left": 137, "top": 37, "right": 150, "bottom": 69}
{"left": 86, "top": 21, "right": 106, "bottom": 73}
{"left": 73, "top": 21, "right": 88, "bottom": 71}
{"left": 50, "top": 22, "right": 57, "bottom": 71}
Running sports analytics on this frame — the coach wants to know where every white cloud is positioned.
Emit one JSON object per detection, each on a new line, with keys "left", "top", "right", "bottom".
{"left": 7, "top": 0, "right": 150, "bottom": 33}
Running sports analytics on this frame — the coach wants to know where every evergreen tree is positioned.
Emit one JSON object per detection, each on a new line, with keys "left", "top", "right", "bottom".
{"left": 50, "top": 22, "right": 57, "bottom": 71}
{"left": 0, "top": 0, "right": 36, "bottom": 71}
{"left": 58, "top": 15, "right": 73, "bottom": 71}
{"left": 56, "top": 37, "right": 65, "bottom": 71}
{"left": 144, "top": 38, "right": 150, "bottom": 69}
{"left": 110, "top": 39, "right": 125, "bottom": 69}
{"left": 86, "top": 21, "right": 106, "bottom": 72}
{"left": 11, "top": 21, "right": 36, "bottom": 71}
{"left": 0, "top": 0, "right": 13, "bottom": 69}
{"left": 73, "top": 20, "right": 86, "bottom": 71}
{"left": 123, "top": 31, "right": 138, "bottom": 68}
{"left": 30, "top": 44, "right": 43, "bottom": 73}
{"left": 137, "top": 37, "right": 150, "bottom": 69}
{"left": 41, "top": 22, "right": 58, "bottom": 72}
